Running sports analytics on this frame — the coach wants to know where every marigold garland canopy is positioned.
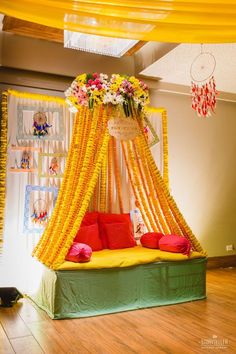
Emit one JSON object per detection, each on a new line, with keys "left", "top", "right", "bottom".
{"left": 0, "top": 1, "right": 236, "bottom": 43}
{"left": 32, "top": 73, "right": 206, "bottom": 269}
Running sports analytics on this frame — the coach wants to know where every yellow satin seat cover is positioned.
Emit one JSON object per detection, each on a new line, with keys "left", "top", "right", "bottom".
{"left": 57, "top": 245, "right": 206, "bottom": 270}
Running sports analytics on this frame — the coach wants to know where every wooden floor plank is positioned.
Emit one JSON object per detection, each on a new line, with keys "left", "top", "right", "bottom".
{"left": 17, "top": 296, "right": 49, "bottom": 324}
{"left": 0, "top": 323, "right": 14, "bottom": 354}
{"left": 28, "top": 321, "right": 90, "bottom": 354}
{"left": 0, "top": 304, "right": 31, "bottom": 339}
{"left": 10, "top": 335, "right": 44, "bottom": 354}
{"left": 0, "top": 268, "right": 235, "bottom": 354}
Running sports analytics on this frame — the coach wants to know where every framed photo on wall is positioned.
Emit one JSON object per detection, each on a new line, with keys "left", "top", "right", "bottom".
{"left": 17, "top": 104, "right": 64, "bottom": 141}
{"left": 9, "top": 145, "right": 41, "bottom": 173}
{"left": 38, "top": 152, "right": 67, "bottom": 178}
{"left": 143, "top": 115, "right": 160, "bottom": 148}
{"left": 23, "top": 184, "right": 58, "bottom": 234}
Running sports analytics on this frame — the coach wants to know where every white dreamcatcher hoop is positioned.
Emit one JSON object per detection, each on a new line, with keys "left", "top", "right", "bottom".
{"left": 190, "top": 46, "right": 218, "bottom": 117}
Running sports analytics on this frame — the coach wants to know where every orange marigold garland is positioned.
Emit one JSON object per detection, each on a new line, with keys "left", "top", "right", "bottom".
{"left": 107, "top": 139, "right": 113, "bottom": 213}
{"left": 100, "top": 147, "right": 108, "bottom": 212}
{"left": 126, "top": 140, "right": 157, "bottom": 232}
{"left": 112, "top": 137, "right": 124, "bottom": 213}
{"left": 139, "top": 127, "right": 205, "bottom": 253}
{"left": 51, "top": 107, "right": 104, "bottom": 260}
{"left": 0, "top": 92, "right": 8, "bottom": 250}
{"left": 134, "top": 117, "right": 181, "bottom": 235}
{"left": 133, "top": 138, "right": 168, "bottom": 234}
{"left": 121, "top": 141, "right": 151, "bottom": 232}
{"left": 161, "top": 110, "right": 169, "bottom": 187}
{"left": 33, "top": 108, "right": 83, "bottom": 259}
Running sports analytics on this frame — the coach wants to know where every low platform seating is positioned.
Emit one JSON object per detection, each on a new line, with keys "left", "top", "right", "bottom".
{"left": 32, "top": 247, "right": 206, "bottom": 319}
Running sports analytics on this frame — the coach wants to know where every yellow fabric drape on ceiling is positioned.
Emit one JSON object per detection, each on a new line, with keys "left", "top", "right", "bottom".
{"left": 0, "top": 1, "right": 236, "bottom": 43}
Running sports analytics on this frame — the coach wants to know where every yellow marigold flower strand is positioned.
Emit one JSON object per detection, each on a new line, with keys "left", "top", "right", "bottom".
{"left": 48, "top": 107, "right": 102, "bottom": 263}
{"left": 39, "top": 106, "right": 101, "bottom": 265}
{"left": 107, "top": 138, "right": 113, "bottom": 213}
{"left": 135, "top": 136, "right": 170, "bottom": 235}
{"left": 92, "top": 179, "right": 99, "bottom": 211}
{"left": 52, "top": 106, "right": 110, "bottom": 265}
{"left": 132, "top": 140, "right": 163, "bottom": 233}
{"left": 138, "top": 128, "right": 205, "bottom": 253}
{"left": 0, "top": 92, "right": 8, "bottom": 247}
{"left": 121, "top": 141, "right": 151, "bottom": 232}
{"left": 100, "top": 148, "right": 108, "bottom": 212}
{"left": 35, "top": 110, "right": 83, "bottom": 260}
{"left": 127, "top": 140, "right": 158, "bottom": 232}
{"left": 134, "top": 118, "right": 181, "bottom": 235}
{"left": 33, "top": 108, "right": 83, "bottom": 258}
{"left": 162, "top": 109, "right": 169, "bottom": 187}
{"left": 54, "top": 128, "right": 111, "bottom": 268}
{"left": 112, "top": 137, "right": 124, "bottom": 213}
{"left": 130, "top": 106, "right": 170, "bottom": 233}
{"left": 42, "top": 107, "right": 110, "bottom": 267}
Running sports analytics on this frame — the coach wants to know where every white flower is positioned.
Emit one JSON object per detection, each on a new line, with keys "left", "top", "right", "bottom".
{"left": 103, "top": 92, "right": 112, "bottom": 104}
{"left": 81, "top": 85, "right": 87, "bottom": 93}
{"left": 65, "top": 88, "right": 72, "bottom": 97}
{"left": 113, "top": 95, "right": 124, "bottom": 104}
{"left": 103, "top": 92, "right": 124, "bottom": 105}
{"left": 100, "top": 73, "right": 108, "bottom": 81}
{"left": 65, "top": 99, "right": 78, "bottom": 113}
{"left": 71, "top": 81, "right": 78, "bottom": 89}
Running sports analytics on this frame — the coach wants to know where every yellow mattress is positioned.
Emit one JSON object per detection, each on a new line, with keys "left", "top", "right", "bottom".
{"left": 57, "top": 246, "right": 206, "bottom": 270}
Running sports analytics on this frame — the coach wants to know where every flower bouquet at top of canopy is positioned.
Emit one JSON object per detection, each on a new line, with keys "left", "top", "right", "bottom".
{"left": 65, "top": 73, "right": 150, "bottom": 117}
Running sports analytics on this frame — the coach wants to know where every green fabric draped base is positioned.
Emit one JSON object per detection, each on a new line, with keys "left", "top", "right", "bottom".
{"left": 32, "top": 258, "right": 207, "bottom": 319}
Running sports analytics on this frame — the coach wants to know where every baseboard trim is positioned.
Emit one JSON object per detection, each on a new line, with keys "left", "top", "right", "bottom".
{"left": 207, "top": 255, "right": 236, "bottom": 269}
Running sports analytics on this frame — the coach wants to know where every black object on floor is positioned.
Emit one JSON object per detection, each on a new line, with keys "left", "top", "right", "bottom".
{"left": 0, "top": 287, "right": 23, "bottom": 307}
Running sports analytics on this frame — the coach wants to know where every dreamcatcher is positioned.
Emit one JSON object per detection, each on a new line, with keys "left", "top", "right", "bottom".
{"left": 190, "top": 45, "right": 218, "bottom": 117}
{"left": 31, "top": 198, "right": 49, "bottom": 226}
{"left": 33, "top": 111, "right": 52, "bottom": 137}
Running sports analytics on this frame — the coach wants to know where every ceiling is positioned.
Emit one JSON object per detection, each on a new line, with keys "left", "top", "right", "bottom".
{"left": 1, "top": 15, "right": 236, "bottom": 95}
{"left": 141, "top": 43, "right": 236, "bottom": 94}
{"left": 1, "top": 16, "right": 145, "bottom": 56}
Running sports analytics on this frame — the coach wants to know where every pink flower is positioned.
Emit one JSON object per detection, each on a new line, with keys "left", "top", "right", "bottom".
{"left": 94, "top": 79, "right": 100, "bottom": 85}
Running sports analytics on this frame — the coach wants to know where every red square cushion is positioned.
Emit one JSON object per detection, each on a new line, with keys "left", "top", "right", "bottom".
{"left": 81, "top": 212, "right": 99, "bottom": 226}
{"left": 104, "top": 222, "right": 136, "bottom": 250}
{"left": 98, "top": 213, "right": 133, "bottom": 248}
{"left": 65, "top": 242, "right": 92, "bottom": 263}
{"left": 74, "top": 223, "right": 103, "bottom": 251}
{"left": 140, "top": 232, "right": 164, "bottom": 249}
{"left": 159, "top": 235, "right": 191, "bottom": 256}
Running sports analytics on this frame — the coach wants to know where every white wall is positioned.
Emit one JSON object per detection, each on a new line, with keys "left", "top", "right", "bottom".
{"left": 151, "top": 90, "right": 236, "bottom": 257}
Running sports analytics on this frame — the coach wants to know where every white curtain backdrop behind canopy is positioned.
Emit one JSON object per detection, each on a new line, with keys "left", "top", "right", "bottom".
{"left": 0, "top": 92, "right": 165, "bottom": 294}
{"left": 0, "top": 92, "right": 74, "bottom": 294}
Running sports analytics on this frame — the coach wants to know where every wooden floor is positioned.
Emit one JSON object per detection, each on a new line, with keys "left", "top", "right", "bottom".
{"left": 0, "top": 268, "right": 235, "bottom": 354}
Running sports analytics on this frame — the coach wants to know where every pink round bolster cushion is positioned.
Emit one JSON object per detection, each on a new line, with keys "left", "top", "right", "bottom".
{"left": 159, "top": 235, "right": 191, "bottom": 256}
{"left": 65, "top": 242, "right": 92, "bottom": 263}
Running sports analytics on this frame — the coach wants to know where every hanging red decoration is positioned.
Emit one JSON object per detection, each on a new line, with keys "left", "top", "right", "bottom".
{"left": 190, "top": 47, "right": 218, "bottom": 117}
{"left": 191, "top": 76, "right": 218, "bottom": 117}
